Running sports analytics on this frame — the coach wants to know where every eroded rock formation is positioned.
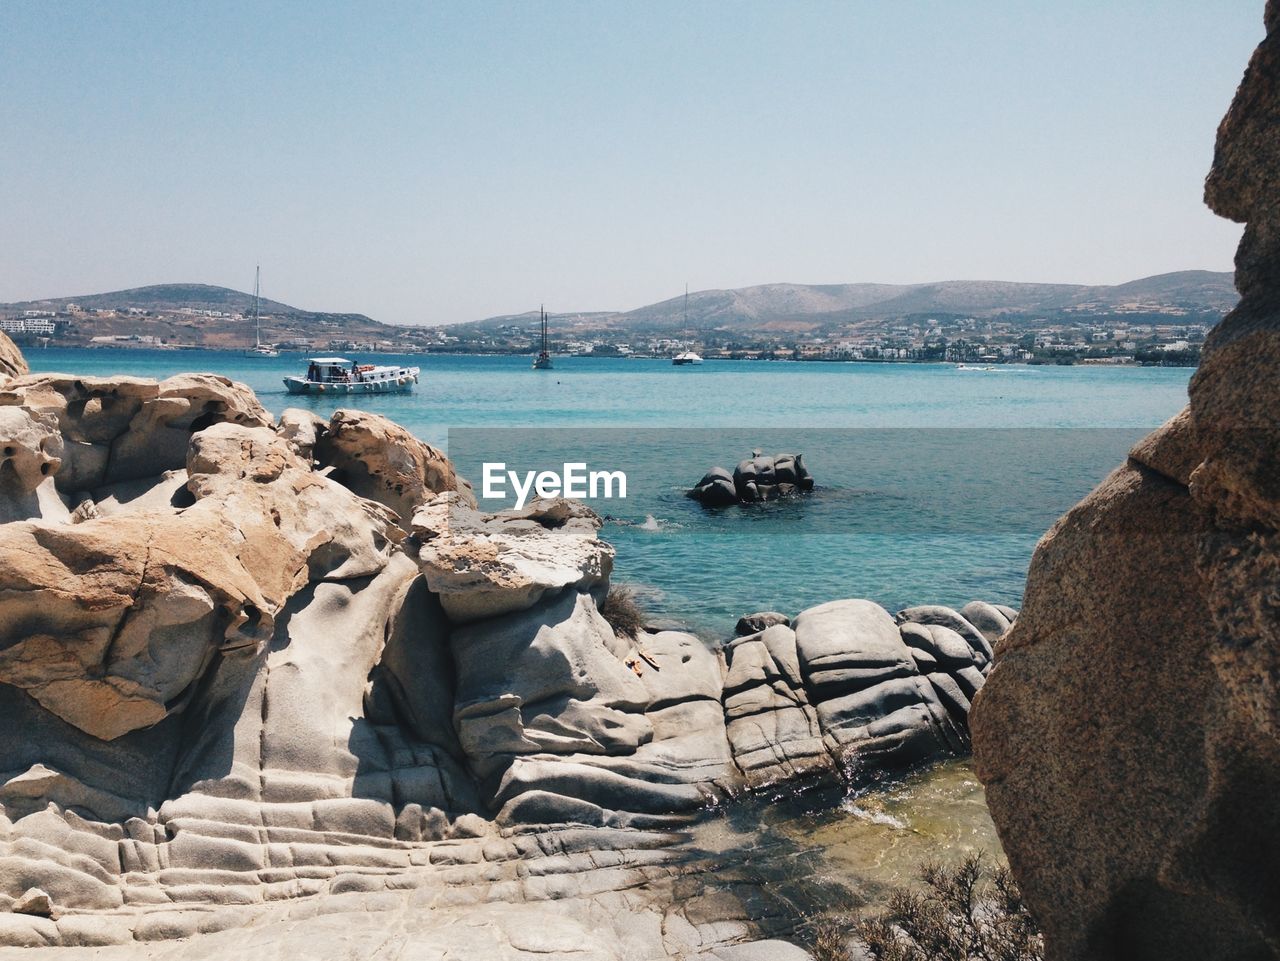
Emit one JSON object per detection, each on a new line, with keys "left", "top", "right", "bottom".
{"left": 971, "top": 6, "right": 1280, "bottom": 959}
{"left": 0, "top": 348, "right": 1011, "bottom": 955}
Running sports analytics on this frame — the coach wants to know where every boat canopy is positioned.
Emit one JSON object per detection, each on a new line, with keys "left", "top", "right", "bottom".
{"left": 307, "top": 357, "right": 352, "bottom": 365}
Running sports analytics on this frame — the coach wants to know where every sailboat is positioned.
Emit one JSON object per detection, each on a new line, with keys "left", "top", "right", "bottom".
{"left": 671, "top": 284, "right": 703, "bottom": 366}
{"left": 244, "top": 266, "right": 279, "bottom": 358}
{"left": 532, "top": 305, "right": 553, "bottom": 369}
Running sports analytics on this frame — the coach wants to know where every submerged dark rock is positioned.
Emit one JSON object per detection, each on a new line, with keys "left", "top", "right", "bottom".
{"left": 689, "top": 451, "right": 815, "bottom": 505}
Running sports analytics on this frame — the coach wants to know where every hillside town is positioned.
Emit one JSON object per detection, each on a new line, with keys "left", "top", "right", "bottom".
{"left": 427, "top": 309, "right": 1215, "bottom": 366}
{"left": 0, "top": 294, "right": 1219, "bottom": 366}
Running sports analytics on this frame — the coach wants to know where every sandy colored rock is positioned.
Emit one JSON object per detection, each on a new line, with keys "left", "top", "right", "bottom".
{"left": 971, "top": 467, "right": 1266, "bottom": 958}
{"left": 0, "top": 331, "right": 26, "bottom": 383}
{"left": 415, "top": 497, "right": 614, "bottom": 623}
{"left": 0, "top": 407, "right": 66, "bottom": 524}
{"left": 0, "top": 372, "right": 269, "bottom": 491}
{"left": 0, "top": 423, "right": 406, "bottom": 741}
{"left": 12, "top": 888, "right": 54, "bottom": 919}
{"left": 315, "top": 409, "right": 475, "bottom": 524}
{"left": 275, "top": 407, "right": 327, "bottom": 459}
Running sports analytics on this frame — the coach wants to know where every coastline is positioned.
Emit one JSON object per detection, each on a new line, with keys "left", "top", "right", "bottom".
{"left": 10, "top": 340, "right": 1197, "bottom": 367}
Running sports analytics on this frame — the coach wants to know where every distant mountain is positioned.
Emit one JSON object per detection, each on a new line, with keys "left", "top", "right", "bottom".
{"left": 3, "top": 283, "right": 376, "bottom": 326}
{"left": 0, "top": 283, "right": 401, "bottom": 350}
{"left": 3, "top": 270, "right": 1238, "bottom": 350}
{"left": 463, "top": 270, "right": 1237, "bottom": 337}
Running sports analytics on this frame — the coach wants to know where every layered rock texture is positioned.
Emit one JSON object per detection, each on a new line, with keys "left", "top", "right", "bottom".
{"left": 971, "top": 7, "right": 1280, "bottom": 959}
{"left": 0, "top": 349, "right": 1010, "bottom": 955}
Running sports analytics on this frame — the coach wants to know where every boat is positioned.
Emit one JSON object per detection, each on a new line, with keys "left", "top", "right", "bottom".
{"left": 671, "top": 284, "right": 702, "bottom": 366}
{"left": 243, "top": 266, "right": 279, "bottom": 358}
{"left": 283, "top": 357, "right": 420, "bottom": 395}
{"left": 532, "top": 305, "right": 553, "bottom": 369}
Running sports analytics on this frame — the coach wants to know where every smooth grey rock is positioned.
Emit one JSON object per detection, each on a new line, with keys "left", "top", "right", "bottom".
{"left": 896, "top": 605, "right": 994, "bottom": 667}
{"left": 959, "top": 600, "right": 1014, "bottom": 644}
{"left": 723, "top": 626, "right": 831, "bottom": 786}
{"left": 794, "top": 600, "right": 915, "bottom": 698}
{"left": 452, "top": 590, "right": 653, "bottom": 783}
{"left": 899, "top": 622, "right": 979, "bottom": 671}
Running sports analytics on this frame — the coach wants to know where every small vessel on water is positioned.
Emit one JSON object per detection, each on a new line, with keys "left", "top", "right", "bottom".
{"left": 671, "top": 284, "right": 702, "bottom": 366}
{"left": 243, "top": 266, "right": 279, "bottom": 358}
{"left": 532, "top": 305, "right": 553, "bottom": 369}
{"left": 284, "top": 357, "right": 420, "bottom": 395}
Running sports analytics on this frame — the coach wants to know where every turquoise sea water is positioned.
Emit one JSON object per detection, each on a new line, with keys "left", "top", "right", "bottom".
{"left": 22, "top": 348, "right": 1192, "bottom": 636}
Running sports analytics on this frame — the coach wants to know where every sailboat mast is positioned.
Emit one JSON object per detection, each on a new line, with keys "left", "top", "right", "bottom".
{"left": 253, "top": 266, "right": 261, "bottom": 348}
{"left": 684, "top": 283, "right": 691, "bottom": 346}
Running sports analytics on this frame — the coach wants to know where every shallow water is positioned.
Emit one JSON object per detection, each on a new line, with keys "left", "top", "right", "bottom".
{"left": 688, "top": 758, "right": 1002, "bottom": 923}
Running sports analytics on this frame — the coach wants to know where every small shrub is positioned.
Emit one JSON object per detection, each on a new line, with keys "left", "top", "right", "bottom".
{"left": 600, "top": 585, "right": 646, "bottom": 638}
{"left": 811, "top": 919, "right": 854, "bottom": 961}
{"left": 852, "top": 854, "right": 1043, "bottom": 961}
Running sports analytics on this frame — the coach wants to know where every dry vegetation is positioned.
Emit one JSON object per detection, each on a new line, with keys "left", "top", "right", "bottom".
{"left": 811, "top": 855, "right": 1043, "bottom": 961}
{"left": 599, "top": 585, "right": 646, "bottom": 639}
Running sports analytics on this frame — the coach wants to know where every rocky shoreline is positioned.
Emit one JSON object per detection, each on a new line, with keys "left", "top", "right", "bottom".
{"left": 0, "top": 338, "right": 1013, "bottom": 957}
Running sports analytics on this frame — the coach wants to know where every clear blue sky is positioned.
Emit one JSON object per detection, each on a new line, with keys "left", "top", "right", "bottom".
{"left": 0, "top": 1, "right": 1262, "bottom": 324}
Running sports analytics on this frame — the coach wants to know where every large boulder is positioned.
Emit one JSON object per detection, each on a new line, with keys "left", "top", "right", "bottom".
{"left": 275, "top": 406, "right": 327, "bottom": 459}
{"left": 793, "top": 600, "right": 967, "bottom": 768}
{"left": 689, "top": 466, "right": 737, "bottom": 506}
{"left": 0, "top": 422, "right": 406, "bottom": 742}
{"left": 451, "top": 589, "right": 654, "bottom": 785}
{"left": 315, "top": 408, "right": 476, "bottom": 524}
{"left": 0, "top": 372, "right": 271, "bottom": 491}
{"left": 972, "top": 8, "right": 1280, "bottom": 958}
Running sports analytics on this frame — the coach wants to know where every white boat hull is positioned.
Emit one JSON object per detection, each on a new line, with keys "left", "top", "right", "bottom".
{"left": 284, "top": 368, "right": 419, "bottom": 395}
